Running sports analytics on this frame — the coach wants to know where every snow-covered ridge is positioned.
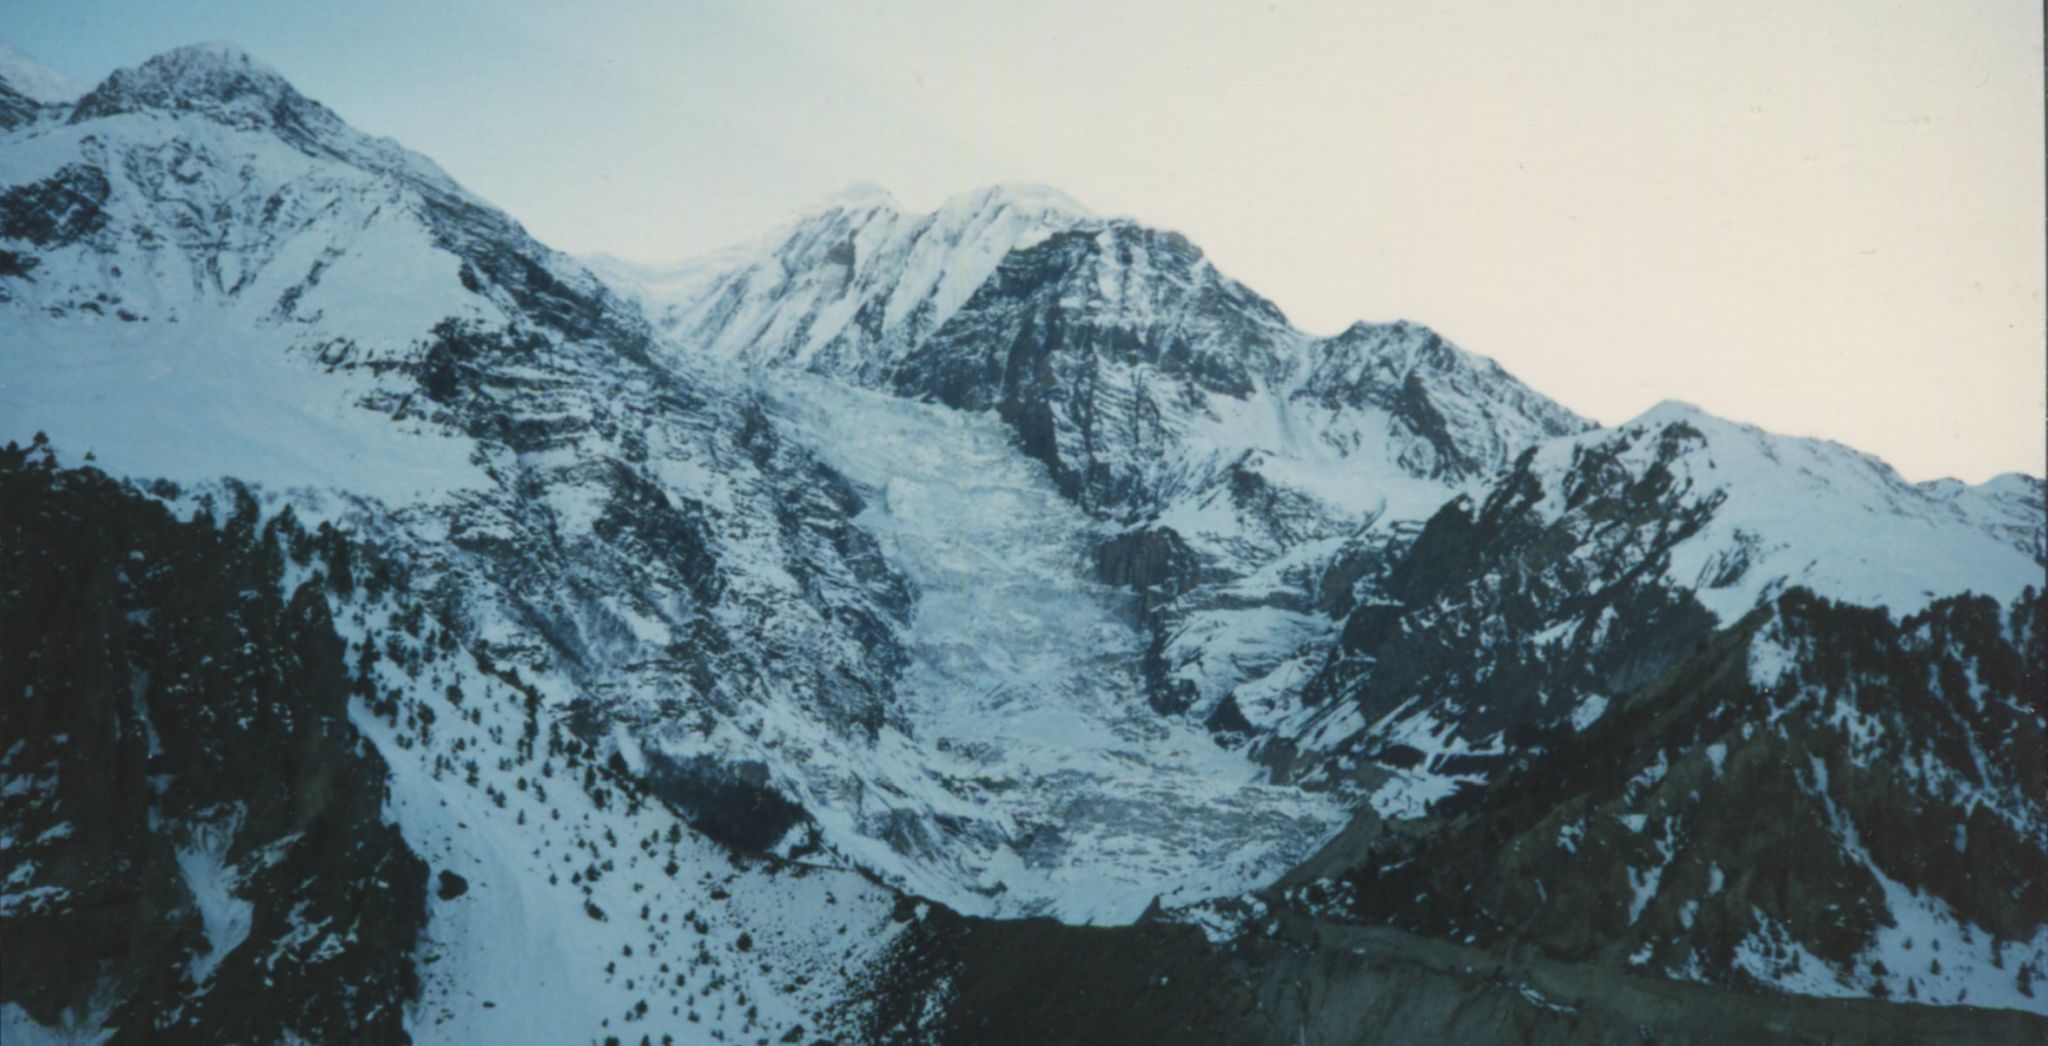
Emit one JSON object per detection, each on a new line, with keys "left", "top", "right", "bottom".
{"left": 1293, "top": 318, "right": 1591, "bottom": 480}
{"left": 1264, "top": 393, "right": 2045, "bottom": 821}
{"left": 70, "top": 42, "right": 298, "bottom": 122}
{"left": 589, "top": 166, "right": 1596, "bottom": 768}
{"left": 0, "top": 41, "right": 86, "bottom": 104}
{"left": 598, "top": 181, "right": 1099, "bottom": 380}
{"left": 1533, "top": 399, "right": 2044, "bottom": 620}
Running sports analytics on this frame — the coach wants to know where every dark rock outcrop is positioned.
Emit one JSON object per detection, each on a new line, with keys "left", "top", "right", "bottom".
{"left": 0, "top": 163, "right": 110, "bottom": 248}
{"left": 0, "top": 443, "right": 428, "bottom": 1042}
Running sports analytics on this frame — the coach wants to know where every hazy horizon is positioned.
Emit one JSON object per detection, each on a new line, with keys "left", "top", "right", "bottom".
{"left": 6, "top": 0, "right": 2042, "bottom": 483}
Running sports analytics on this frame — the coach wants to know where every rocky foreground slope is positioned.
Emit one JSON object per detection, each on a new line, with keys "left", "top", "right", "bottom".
{"left": 2, "top": 40, "right": 2044, "bottom": 1043}
{"left": 1, "top": 444, "right": 426, "bottom": 1042}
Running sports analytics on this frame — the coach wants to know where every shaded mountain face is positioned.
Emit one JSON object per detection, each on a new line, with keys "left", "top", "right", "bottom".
{"left": 891, "top": 220, "right": 1308, "bottom": 511}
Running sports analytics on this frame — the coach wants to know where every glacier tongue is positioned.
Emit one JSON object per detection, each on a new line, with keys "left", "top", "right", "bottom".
{"left": 759, "top": 375, "right": 1348, "bottom": 923}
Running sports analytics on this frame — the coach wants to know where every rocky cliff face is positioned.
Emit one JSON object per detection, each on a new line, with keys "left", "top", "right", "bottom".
{"left": 891, "top": 221, "right": 1300, "bottom": 513}
{"left": 0, "top": 441, "right": 428, "bottom": 1042}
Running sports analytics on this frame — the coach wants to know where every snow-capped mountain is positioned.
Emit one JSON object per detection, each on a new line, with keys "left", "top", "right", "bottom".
{"left": 0, "top": 37, "right": 1328, "bottom": 1003}
{"left": 1, "top": 42, "right": 946, "bottom": 1042}
{"left": 586, "top": 179, "right": 1608, "bottom": 915}
{"left": 599, "top": 190, "right": 1591, "bottom": 738}
{"left": 1290, "top": 400, "right": 2046, "bottom": 793}
{"left": 0, "top": 39, "right": 924, "bottom": 798}
{"left": 597, "top": 167, "right": 2045, "bottom": 1027}
{"left": 4, "top": 38, "right": 2044, "bottom": 1045}
{"left": 1, "top": 39, "right": 1337, "bottom": 934}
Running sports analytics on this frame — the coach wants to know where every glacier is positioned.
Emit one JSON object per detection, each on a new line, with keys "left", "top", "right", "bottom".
{"left": 759, "top": 373, "right": 1348, "bottom": 921}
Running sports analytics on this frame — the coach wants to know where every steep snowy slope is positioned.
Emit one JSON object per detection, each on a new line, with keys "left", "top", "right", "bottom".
{"left": 0, "top": 43, "right": 86, "bottom": 104}
{"left": 0, "top": 43, "right": 966, "bottom": 1040}
{"left": 1, "top": 43, "right": 541, "bottom": 497}
{"left": 1, "top": 41, "right": 947, "bottom": 814}
{"left": 0, "top": 42, "right": 83, "bottom": 129}
{"left": 1919, "top": 470, "right": 2047, "bottom": 566}
{"left": 1548, "top": 402, "right": 2044, "bottom": 622}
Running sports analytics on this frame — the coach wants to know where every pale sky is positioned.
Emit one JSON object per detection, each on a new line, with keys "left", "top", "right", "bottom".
{"left": 8, "top": 0, "right": 2043, "bottom": 482}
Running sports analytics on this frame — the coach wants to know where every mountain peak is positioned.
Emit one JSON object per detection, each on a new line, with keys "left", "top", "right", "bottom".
{"left": 1331, "top": 317, "right": 1434, "bottom": 347}
{"left": 71, "top": 41, "right": 322, "bottom": 129}
{"left": 121, "top": 41, "right": 286, "bottom": 91}
{"left": 156, "top": 40, "right": 269, "bottom": 67}
{"left": 799, "top": 182, "right": 1094, "bottom": 224}
{"left": 938, "top": 183, "right": 1094, "bottom": 221}
{"left": 817, "top": 181, "right": 901, "bottom": 213}
{"left": 1627, "top": 398, "right": 1714, "bottom": 428}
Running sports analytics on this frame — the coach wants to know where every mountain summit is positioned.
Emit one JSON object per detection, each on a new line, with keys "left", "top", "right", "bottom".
{"left": 70, "top": 42, "right": 322, "bottom": 128}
